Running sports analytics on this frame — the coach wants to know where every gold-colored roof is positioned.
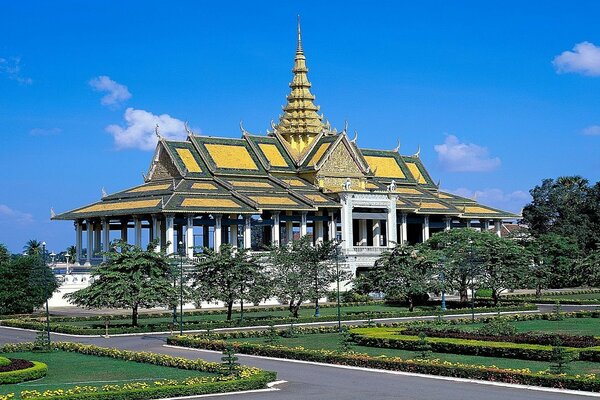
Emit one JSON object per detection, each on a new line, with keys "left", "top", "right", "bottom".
{"left": 181, "top": 198, "right": 241, "bottom": 208}
{"left": 175, "top": 148, "right": 202, "bottom": 173}
{"left": 75, "top": 199, "right": 161, "bottom": 213}
{"left": 304, "top": 193, "right": 331, "bottom": 203}
{"left": 394, "top": 187, "right": 422, "bottom": 195}
{"left": 258, "top": 143, "right": 289, "bottom": 167}
{"left": 128, "top": 183, "right": 171, "bottom": 193}
{"left": 248, "top": 196, "right": 298, "bottom": 206}
{"left": 204, "top": 144, "right": 258, "bottom": 170}
{"left": 307, "top": 142, "right": 330, "bottom": 166}
{"left": 281, "top": 178, "right": 308, "bottom": 187}
{"left": 406, "top": 162, "right": 427, "bottom": 184}
{"left": 228, "top": 180, "right": 273, "bottom": 188}
{"left": 191, "top": 182, "right": 217, "bottom": 190}
{"left": 420, "top": 201, "right": 448, "bottom": 209}
{"left": 464, "top": 206, "right": 497, "bottom": 214}
{"left": 364, "top": 156, "right": 405, "bottom": 178}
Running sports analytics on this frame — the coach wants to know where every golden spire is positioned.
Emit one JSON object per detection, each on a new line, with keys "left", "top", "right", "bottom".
{"left": 275, "top": 16, "right": 327, "bottom": 161}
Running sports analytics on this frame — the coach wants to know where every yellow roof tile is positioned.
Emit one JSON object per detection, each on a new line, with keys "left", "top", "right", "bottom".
{"left": 464, "top": 206, "right": 497, "bottom": 214}
{"left": 181, "top": 198, "right": 241, "bottom": 208}
{"left": 364, "top": 156, "right": 406, "bottom": 178}
{"left": 406, "top": 162, "right": 427, "bottom": 184}
{"left": 282, "top": 178, "right": 307, "bottom": 187}
{"left": 128, "top": 183, "right": 171, "bottom": 193}
{"left": 258, "top": 143, "right": 288, "bottom": 167}
{"left": 75, "top": 199, "right": 161, "bottom": 213}
{"left": 205, "top": 144, "right": 258, "bottom": 170}
{"left": 394, "top": 187, "right": 422, "bottom": 195}
{"left": 175, "top": 148, "right": 202, "bottom": 173}
{"left": 420, "top": 202, "right": 448, "bottom": 209}
{"left": 307, "top": 143, "right": 330, "bottom": 166}
{"left": 191, "top": 182, "right": 217, "bottom": 190}
{"left": 228, "top": 180, "right": 273, "bottom": 188}
{"left": 248, "top": 196, "right": 298, "bottom": 205}
{"left": 304, "top": 194, "right": 330, "bottom": 203}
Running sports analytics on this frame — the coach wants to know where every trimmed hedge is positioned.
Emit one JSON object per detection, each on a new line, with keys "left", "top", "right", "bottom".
{"left": 0, "top": 361, "right": 47, "bottom": 384}
{"left": 503, "top": 289, "right": 600, "bottom": 298}
{"left": 0, "top": 304, "right": 537, "bottom": 336}
{"left": 0, "top": 342, "right": 276, "bottom": 400}
{"left": 0, "top": 357, "right": 9, "bottom": 367}
{"left": 168, "top": 336, "right": 600, "bottom": 392}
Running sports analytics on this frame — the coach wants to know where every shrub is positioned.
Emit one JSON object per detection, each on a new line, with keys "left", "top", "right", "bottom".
{"left": 0, "top": 357, "right": 9, "bottom": 367}
{"left": 477, "top": 318, "right": 517, "bottom": 336}
{"left": 0, "top": 361, "right": 47, "bottom": 384}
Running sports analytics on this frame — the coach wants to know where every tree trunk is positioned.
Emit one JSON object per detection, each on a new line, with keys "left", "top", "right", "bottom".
{"left": 408, "top": 297, "right": 414, "bottom": 312}
{"left": 132, "top": 305, "right": 139, "bottom": 327}
{"left": 492, "top": 290, "right": 499, "bottom": 306}
{"left": 291, "top": 301, "right": 301, "bottom": 318}
{"left": 240, "top": 299, "right": 244, "bottom": 322}
{"left": 459, "top": 287, "right": 469, "bottom": 303}
{"left": 536, "top": 285, "right": 542, "bottom": 297}
{"left": 226, "top": 300, "right": 234, "bottom": 321}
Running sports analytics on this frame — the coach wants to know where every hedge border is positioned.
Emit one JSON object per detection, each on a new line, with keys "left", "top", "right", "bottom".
{"left": 0, "top": 361, "right": 47, "bottom": 385}
{"left": 168, "top": 336, "right": 600, "bottom": 392}
{"left": 0, "top": 342, "right": 276, "bottom": 400}
{"left": 0, "top": 304, "right": 537, "bottom": 336}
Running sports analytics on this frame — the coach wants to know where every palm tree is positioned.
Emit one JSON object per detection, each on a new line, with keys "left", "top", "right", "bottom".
{"left": 24, "top": 239, "right": 43, "bottom": 255}
{"left": 66, "top": 245, "right": 77, "bottom": 263}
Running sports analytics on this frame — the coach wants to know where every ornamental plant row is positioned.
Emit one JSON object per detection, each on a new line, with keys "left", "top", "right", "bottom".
{"left": 167, "top": 336, "right": 600, "bottom": 392}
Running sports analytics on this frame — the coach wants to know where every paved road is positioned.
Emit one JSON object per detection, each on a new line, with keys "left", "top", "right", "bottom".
{"left": 1, "top": 324, "right": 598, "bottom": 400}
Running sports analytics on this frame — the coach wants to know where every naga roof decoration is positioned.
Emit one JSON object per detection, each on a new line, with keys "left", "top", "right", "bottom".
{"left": 53, "top": 20, "right": 519, "bottom": 222}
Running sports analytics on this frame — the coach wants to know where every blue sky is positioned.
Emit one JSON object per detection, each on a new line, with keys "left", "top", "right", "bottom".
{"left": 1, "top": 1, "right": 599, "bottom": 253}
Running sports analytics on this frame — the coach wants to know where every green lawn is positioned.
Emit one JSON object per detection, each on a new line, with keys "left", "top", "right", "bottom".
{"left": 225, "top": 333, "right": 600, "bottom": 375}
{"left": 58, "top": 304, "right": 423, "bottom": 328}
{"left": 442, "top": 318, "right": 600, "bottom": 336}
{"left": 0, "top": 350, "right": 213, "bottom": 396}
{"left": 540, "top": 293, "right": 600, "bottom": 300}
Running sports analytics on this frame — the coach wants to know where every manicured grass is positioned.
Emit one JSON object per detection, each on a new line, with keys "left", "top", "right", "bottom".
{"left": 540, "top": 293, "right": 600, "bottom": 300}
{"left": 225, "top": 333, "right": 600, "bottom": 375}
{"left": 0, "top": 350, "right": 213, "bottom": 396}
{"left": 444, "top": 318, "right": 600, "bottom": 336}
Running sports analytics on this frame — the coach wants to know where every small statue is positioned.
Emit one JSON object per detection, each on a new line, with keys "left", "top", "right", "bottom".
{"left": 388, "top": 180, "right": 397, "bottom": 191}
{"left": 342, "top": 178, "right": 352, "bottom": 191}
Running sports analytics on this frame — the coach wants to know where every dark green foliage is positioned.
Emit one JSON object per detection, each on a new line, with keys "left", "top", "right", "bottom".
{"left": 552, "top": 301, "right": 564, "bottom": 321}
{"left": 581, "top": 248, "right": 600, "bottom": 287}
{"left": 220, "top": 346, "right": 240, "bottom": 376}
{"left": 549, "top": 338, "right": 572, "bottom": 374}
{"left": 0, "top": 251, "right": 59, "bottom": 315}
{"left": 0, "top": 360, "right": 48, "bottom": 384}
{"left": 265, "top": 323, "right": 279, "bottom": 344}
{"left": 416, "top": 331, "right": 432, "bottom": 358}
{"left": 23, "top": 239, "right": 43, "bottom": 255}
{"left": 477, "top": 318, "right": 517, "bottom": 336}
{"left": 33, "top": 330, "right": 52, "bottom": 352}
{"left": 337, "top": 327, "right": 354, "bottom": 353}
{"left": 65, "top": 241, "right": 177, "bottom": 326}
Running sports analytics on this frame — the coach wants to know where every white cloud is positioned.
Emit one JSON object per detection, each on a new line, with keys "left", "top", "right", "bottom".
{"left": 553, "top": 42, "right": 600, "bottom": 76}
{"left": 30, "top": 127, "right": 61, "bottom": 136}
{"left": 448, "top": 188, "right": 530, "bottom": 214}
{"left": 0, "top": 204, "right": 34, "bottom": 225}
{"left": 434, "top": 135, "right": 501, "bottom": 172}
{"left": 582, "top": 125, "right": 600, "bottom": 136}
{"left": 89, "top": 75, "right": 132, "bottom": 107}
{"left": 0, "top": 56, "right": 32, "bottom": 85}
{"left": 106, "top": 107, "right": 188, "bottom": 150}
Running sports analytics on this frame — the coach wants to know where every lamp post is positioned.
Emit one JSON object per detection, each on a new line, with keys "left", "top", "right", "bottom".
{"left": 65, "top": 253, "right": 71, "bottom": 275}
{"left": 178, "top": 241, "right": 184, "bottom": 336}
{"left": 41, "top": 241, "right": 51, "bottom": 344}
{"left": 468, "top": 239, "right": 475, "bottom": 322}
{"left": 439, "top": 254, "right": 447, "bottom": 311}
{"left": 335, "top": 243, "right": 342, "bottom": 332}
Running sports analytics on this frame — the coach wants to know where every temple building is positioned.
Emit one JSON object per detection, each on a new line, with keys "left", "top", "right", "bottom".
{"left": 53, "top": 21, "right": 518, "bottom": 275}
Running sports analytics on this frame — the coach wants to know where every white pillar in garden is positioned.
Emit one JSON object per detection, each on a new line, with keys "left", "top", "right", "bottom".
{"left": 186, "top": 215, "right": 195, "bottom": 258}
{"left": 165, "top": 214, "right": 175, "bottom": 254}
{"left": 271, "top": 212, "right": 280, "bottom": 246}
{"left": 214, "top": 214, "right": 222, "bottom": 251}
{"left": 244, "top": 216, "right": 252, "bottom": 249}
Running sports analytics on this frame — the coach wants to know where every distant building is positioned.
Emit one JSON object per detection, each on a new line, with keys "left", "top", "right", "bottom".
{"left": 53, "top": 21, "right": 518, "bottom": 276}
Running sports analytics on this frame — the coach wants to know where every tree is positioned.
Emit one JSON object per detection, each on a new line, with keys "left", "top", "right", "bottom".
{"left": 524, "top": 233, "right": 582, "bottom": 289}
{"left": 66, "top": 245, "right": 77, "bottom": 264}
{"left": 191, "top": 244, "right": 269, "bottom": 321}
{"left": 522, "top": 176, "right": 600, "bottom": 253}
{"left": 581, "top": 247, "right": 600, "bottom": 287}
{"left": 477, "top": 233, "right": 529, "bottom": 305}
{"left": 424, "top": 229, "right": 486, "bottom": 303}
{"left": 0, "top": 252, "right": 59, "bottom": 315}
{"left": 360, "top": 245, "right": 437, "bottom": 311}
{"left": 268, "top": 237, "right": 346, "bottom": 318}
{"left": 65, "top": 241, "right": 176, "bottom": 326}
{"left": 0, "top": 244, "right": 9, "bottom": 265}
{"left": 23, "top": 239, "right": 44, "bottom": 256}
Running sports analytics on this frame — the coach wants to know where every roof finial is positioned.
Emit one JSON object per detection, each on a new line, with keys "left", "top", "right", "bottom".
{"left": 413, "top": 145, "right": 421, "bottom": 158}
{"left": 50, "top": 207, "right": 56, "bottom": 218}
{"left": 184, "top": 121, "right": 193, "bottom": 136}
{"left": 101, "top": 187, "right": 107, "bottom": 198}
{"left": 351, "top": 130, "right": 358, "bottom": 143}
{"left": 297, "top": 15, "right": 303, "bottom": 53}
{"left": 154, "top": 124, "right": 162, "bottom": 139}
{"left": 239, "top": 120, "right": 250, "bottom": 136}
{"left": 392, "top": 139, "right": 401, "bottom": 153}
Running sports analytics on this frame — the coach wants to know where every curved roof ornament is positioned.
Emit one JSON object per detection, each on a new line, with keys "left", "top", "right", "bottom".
{"left": 184, "top": 121, "right": 193, "bottom": 136}
{"left": 239, "top": 120, "right": 250, "bottom": 136}
{"left": 50, "top": 207, "right": 56, "bottom": 218}
{"left": 413, "top": 145, "right": 421, "bottom": 158}
{"left": 101, "top": 187, "right": 107, "bottom": 198}
{"left": 341, "top": 120, "right": 349, "bottom": 135}
{"left": 392, "top": 139, "right": 401, "bottom": 153}
{"left": 154, "top": 124, "right": 162, "bottom": 140}
{"left": 351, "top": 130, "right": 358, "bottom": 143}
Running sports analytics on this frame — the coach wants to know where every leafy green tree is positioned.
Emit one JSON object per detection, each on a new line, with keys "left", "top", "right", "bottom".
{"left": 0, "top": 252, "right": 59, "bottom": 315}
{"left": 66, "top": 241, "right": 176, "bottom": 326}
{"left": 424, "top": 229, "right": 486, "bottom": 303}
{"left": 191, "top": 244, "right": 268, "bottom": 321}
{"left": 524, "top": 233, "right": 582, "bottom": 289}
{"left": 66, "top": 245, "right": 77, "bottom": 264}
{"left": 361, "top": 245, "right": 437, "bottom": 311}
{"left": 580, "top": 247, "right": 600, "bottom": 287}
{"left": 267, "top": 237, "right": 345, "bottom": 318}
{"left": 522, "top": 176, "right": 599, "bottom": 253}
{"left": 23, "top": 239, "right": 44, "bottom": 256}
{"left": 0, "top": 244, "right": 9, "bottom": 265}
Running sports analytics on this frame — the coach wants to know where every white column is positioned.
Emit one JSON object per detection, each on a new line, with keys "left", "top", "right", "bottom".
{"left": 422, "top": 215, "right": 430, "bottom": 242}
{"left": 186, "top": 215, "right": 195, "bottom": 258}
{"left": 94, "top": 222, "right": 101, "bottom": 256}
{"left": 495, "top": 220, "right": 502, "bottom": 237}
{"left": 286, "top": 218, "right": 294, "bottom": 243}
{"left": 165, "top": 214, "right": 175, "bottom": 254}
{"left": 466, "top": 219, "right": 472, "bottom": 228}
{"left": 328, "top": 211, "right": 336, "bottom": 241}
{"left": 85, "top": 219, "right": 93, "bottom": 265}
{"left": 358, "top": 219, "right": 367, "bottom": 246}
{"left": 214, "top": 214, "right": 222, "bottom": 251}
{"left": 120, "top": 219, "right": 128, "bottom": 243}
{"left": 102, "top": 218, "right": 110, "bottom": 262}
{"left": 315, "top": 211, "right": 324, "bottom": 244}
{"left": 75, "top": 220, "right": 83, "bottom": 265}
{"left": 444, "top": 216, "right": 452, "bottom": 231}
{"left": 373, "top": 220, "right": 381, "bottom": 247}
{"left": 272, "top": 212, "right": 280, "bottom": 246}
{"left": 230, "top": 214, "right": 238, "bottom": 247}
{"left": 152, "top": 215, "right": 161, "bottom": 252}
{"left": 134, "top": 217, "right": 142, "bottom": 247}
{"left": 386, "top": 195, "right": 398, "bottom": 247}
{"left": 400, "top": 213, "right": 408, "bottom": 245}
{"left": 244, "top": 216, "right": 252, "bottom": 249}
{"left": 340, "top": 194, "right": 353, "bottom": 250}
{"left": 300, "top": 212, "right": 308, "bottom": 237}
{"left": 482, "top": 219, "right": 490, "bottom": 232}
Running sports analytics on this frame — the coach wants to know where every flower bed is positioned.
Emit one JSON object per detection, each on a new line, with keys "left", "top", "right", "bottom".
{"left": 0, "top": 343, "right": 276, "bottom": 400}
{"left": 0, "top": 360, "right": 47, "bottom": 385}
{"left": 168, "top": 335, "right": 600, "bottom": 392}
